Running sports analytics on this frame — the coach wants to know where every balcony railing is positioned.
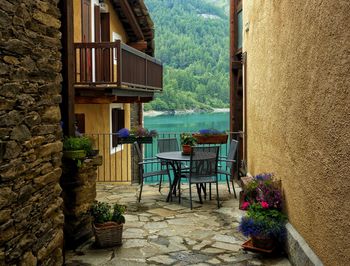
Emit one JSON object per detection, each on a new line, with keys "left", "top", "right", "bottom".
{"left": 74, "top": 41, "right": 163, "bottom": 90}
{"left": 84, "top": 132, "right": 243, "bottom": 183}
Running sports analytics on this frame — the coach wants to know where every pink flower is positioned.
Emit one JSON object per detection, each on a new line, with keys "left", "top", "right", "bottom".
{"left": 261, "top": 201, "right": 269, "bottom": 209}
{"left": 241, "top": 202, "right": 250, "bottom": 210}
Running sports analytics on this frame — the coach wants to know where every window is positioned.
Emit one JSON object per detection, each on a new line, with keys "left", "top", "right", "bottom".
{"left": 110, "top": 105, "right": 125, "bottom": 153}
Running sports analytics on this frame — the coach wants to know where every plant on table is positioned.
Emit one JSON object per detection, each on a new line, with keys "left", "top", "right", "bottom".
{"left": 91, "top": 201, "right": 126, "bottom": 247}
{"left": 180, "top": 133, "right": 197, "bottom": 155}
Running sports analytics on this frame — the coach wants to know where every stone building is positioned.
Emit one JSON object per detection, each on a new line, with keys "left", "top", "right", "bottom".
{"left": 0, "top": 0, "right": 64, "bottom": 264}
{"left": 230, "top": 0, "right": 350, "bottom": 265}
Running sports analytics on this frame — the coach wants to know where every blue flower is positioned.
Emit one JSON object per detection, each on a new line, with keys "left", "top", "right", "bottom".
{"left": 118, "top": 128, "right": 130, "bottom": 137}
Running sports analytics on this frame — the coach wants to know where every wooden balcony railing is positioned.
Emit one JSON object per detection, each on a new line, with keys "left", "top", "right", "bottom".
{"left": 74, "top": 41, "right": 163, "bottom": 91}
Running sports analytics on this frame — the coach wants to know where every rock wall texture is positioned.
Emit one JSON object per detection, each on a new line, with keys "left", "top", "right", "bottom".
{"left": 60, "top": 156, "right": 102, "bottom": 249}
{"left": 243, "top": 1, "right": 350, "bottom": 265}
{"left": 0, "top": 0, "right": 64, "bottom": 265}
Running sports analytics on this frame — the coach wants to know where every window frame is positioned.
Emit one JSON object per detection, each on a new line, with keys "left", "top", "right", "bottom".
{"left": 110, "top": 103, "right": 125, "bottom": 154}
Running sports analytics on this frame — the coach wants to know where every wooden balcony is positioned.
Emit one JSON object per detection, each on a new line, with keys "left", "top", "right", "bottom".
{"left": 73, "top": 41, "right": 163, "bottom": 91}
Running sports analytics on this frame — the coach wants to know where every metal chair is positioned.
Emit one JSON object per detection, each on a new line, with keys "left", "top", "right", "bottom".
{"left": 133, "top": 142, "right": 170, "bottom": 202}
{"left": 217, "top": 139, "right": 238, "bottom": 198}
{"left": 157, "top": 138, "right": 180, "bottom": 153}
{"left": 186, "top": 146, "right": 220, "bottom": 209}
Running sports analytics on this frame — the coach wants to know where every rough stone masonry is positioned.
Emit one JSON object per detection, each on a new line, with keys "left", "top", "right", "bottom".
{"left": 0, "top": 0, "right": 64, "bottom": 265}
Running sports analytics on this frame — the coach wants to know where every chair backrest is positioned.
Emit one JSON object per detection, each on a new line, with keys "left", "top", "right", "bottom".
{"left": 189, "top": 146, "right": 219, "bottom": 180}
{"left": 157, "top": 138, "right": 180, "bottom": 152}
{"left": 133, "top": 142, "right": 142, "bottom": 160}
{"left": 226, "top": 140, "right": 238, "bottom": 168}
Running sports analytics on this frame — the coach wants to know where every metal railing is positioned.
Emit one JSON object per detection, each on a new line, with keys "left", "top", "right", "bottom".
{"left": 85, "top": 132, "right": 243, "bottom": 184}
{"left": 74, "top": 41, "right": 163, "bottom": 90}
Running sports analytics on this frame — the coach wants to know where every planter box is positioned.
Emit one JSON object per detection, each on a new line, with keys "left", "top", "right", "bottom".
{"left": 117, "top": 136, "right": 153, "bottom": 144}
{"left": 192, "top": 134, "right": 228, "bottom": 144}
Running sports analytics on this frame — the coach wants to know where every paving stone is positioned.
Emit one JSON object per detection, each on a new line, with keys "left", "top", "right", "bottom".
{"left": 144, "top": 221, "right": 168, "bottom": 230}
{"left": 201, "top": 247, "right": 226, "bottom": 254}
{"left": 170, "top": 251, "right": 209, "bottom": 264}
{"left": 147, "top": 208, "right": 177, "bottom": 217}
{"left": 211, "top": 241, "right": 241, "bottom": 252}
{"left": 163, "top": 204, "right": 187, "bottom": 211}
{"left": 122, "top": 239, "right": 148, "bottom": 248}
{"left": 147, "top": 254, "right": 176, "bottom": 265}
{"left": 167, "top": 217, "right": 193, "bottom": 225}
{"left": 184, "top": 238, "right": 197, "bottom": 246}
{"left": 212, "top": 234, "right": 241, "bottom": 244}
{"left": 124, "top": 214, "right": 139, "bottom": 222}
{"left": 123, "top": 228, "right": 146, "bottom": 239}
{"left": 192, "top": 240, "right": 212, "bottom": 251}
{"left": 207, "top": 258, "right": 221, "bottom": 264}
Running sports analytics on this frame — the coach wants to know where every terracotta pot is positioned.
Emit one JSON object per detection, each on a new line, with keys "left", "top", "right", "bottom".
{"left": 182, "top": 145, "right": 191, "bottom": 155}
{"left": 251, "top": 235, "right": 275, "bottom": 250}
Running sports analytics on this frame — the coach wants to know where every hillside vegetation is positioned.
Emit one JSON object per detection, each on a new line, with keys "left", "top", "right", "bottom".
{"left": 144, "top": 0, "right": 230, "bottom": 111}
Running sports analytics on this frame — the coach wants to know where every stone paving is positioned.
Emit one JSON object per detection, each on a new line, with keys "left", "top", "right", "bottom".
{"left": 65, "top": 183, "right": 291, "bottom": 266}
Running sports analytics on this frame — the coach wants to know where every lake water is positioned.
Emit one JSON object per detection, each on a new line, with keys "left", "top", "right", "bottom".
{"left": 144, "top": 111, "right": 229, "bottom": 133}
{"left": 143, "top": 111, "right": 230, "bottom": 183}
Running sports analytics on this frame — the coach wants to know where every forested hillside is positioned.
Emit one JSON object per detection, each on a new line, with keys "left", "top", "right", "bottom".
{"left": 144, "top": 0, "right": 230, "bottom": 111}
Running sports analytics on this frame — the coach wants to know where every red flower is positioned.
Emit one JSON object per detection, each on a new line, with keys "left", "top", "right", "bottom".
{"left": 261, "top": 201, "right": 269, "bottom": 209}
{"left": 242, "top": 202, "right": 250, "bottom": 210}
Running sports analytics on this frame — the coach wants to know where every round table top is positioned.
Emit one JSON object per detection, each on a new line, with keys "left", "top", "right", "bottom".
{"left": 156, "top": 151, "right": 216, "bottom": 161}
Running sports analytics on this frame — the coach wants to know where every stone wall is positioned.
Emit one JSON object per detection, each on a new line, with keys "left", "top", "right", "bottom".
{"left": 60, "top": 155, "right": 102, "bottom": 249}
{"left": 0, "top": 0, "right": 64, "bottom": 265}
{"left": 243, "top": 0, "right": 350, "bottom": 265}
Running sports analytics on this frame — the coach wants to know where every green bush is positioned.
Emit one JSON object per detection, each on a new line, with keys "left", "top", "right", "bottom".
{"left": 91, "top": 201, "right": 126, "bottom": 224}
{"left": 63, "top": 137, "right": 92, "bottom": 154}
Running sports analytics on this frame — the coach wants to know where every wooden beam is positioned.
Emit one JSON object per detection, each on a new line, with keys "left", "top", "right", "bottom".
{"left": 128, "top": 41, "right": 147, "bottom": 51}
{"left": 119, "top": 0, "right": 144, "bottom": 40}
{"left": 75, "top": 96, "right": 117, "bottom": 104}
{"left": 60, "top": 0, "right": 75, "bottom": 136}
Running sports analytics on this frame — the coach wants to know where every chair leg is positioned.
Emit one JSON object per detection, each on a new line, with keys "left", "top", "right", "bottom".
{"left": 226, "top": 175, "right": 231, "bottom": 194}
{"left": 196, "top": 184, "right": 203, "bottom": 204}
{"left": 159, "top": 175, "right": 163, "bottom": 192}
{"left": 216, "top": 181, "right": 220, "bottom": 208}
{"left": 139, "top": 179, "right": 144, "bottom": 202}
{"left": 209, "top": 183, "right": 212, "bottom": 200}
{"left": 189, "top": 183, "right": 193, "bottom": 209}
{"left": 178, "top": 179, "right": 181, "bottom": 203}
{"left": 232, "top": 179, "right": 237, "bottom": 199}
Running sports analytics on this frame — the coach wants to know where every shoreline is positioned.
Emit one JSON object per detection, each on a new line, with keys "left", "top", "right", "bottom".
{"left": 144, "top": 108, "right": 229, "bottom": 117}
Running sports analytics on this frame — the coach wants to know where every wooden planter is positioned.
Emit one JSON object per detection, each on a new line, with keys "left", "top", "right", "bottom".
{"left": 192, "top": 134, "right": 228, "bottom": 144}
{"left": 93, "top": 221, "right": 123, "bottom": 247}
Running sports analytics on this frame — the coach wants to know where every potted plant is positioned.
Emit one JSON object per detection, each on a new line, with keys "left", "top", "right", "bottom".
{"left": 91, "top": 201, "right": 126, "bottom": 247}
{"left": 63, "top": 137, "right": 92, "bottom": 166}
{"left": 180, "top": 133, "right": 197, "bottom": 155}
{"left": 193, "top": 129, "right": 228, "bottom": 144}
{"left": 239, "top": 202, "right": 287, "bottom": 250}
{"left": 117, "top": 126, "right": 157, "bottom": 144}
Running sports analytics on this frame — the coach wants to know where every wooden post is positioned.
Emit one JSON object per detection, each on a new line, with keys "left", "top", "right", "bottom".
{"left": 60, "top": 0, "right": 75, "bottom": 136}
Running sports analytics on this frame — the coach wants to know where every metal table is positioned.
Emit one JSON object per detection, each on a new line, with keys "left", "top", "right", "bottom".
{"left": 156, "top": 151, "right": 216, "bottom": 202}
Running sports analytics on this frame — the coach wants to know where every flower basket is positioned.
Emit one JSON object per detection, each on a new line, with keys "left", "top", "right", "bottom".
{"left": 93, "top": 221, "right": 123, "bottom": 247}
{"left": 192, "top": 134, "right": 228, "bottom": 144}
{"left": 251, "top": 235, "right": 275, "bottom": 250}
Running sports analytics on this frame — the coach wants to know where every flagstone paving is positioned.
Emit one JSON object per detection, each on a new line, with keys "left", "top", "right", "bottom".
{"left": 65, "top": 183, "right": 291, "bottom": 265}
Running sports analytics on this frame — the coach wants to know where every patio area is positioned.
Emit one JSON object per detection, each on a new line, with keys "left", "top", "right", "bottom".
{"left": 65, "top": 183, "right": 291, "bottom": 265}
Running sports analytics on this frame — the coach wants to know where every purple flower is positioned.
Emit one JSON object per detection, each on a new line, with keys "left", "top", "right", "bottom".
{"left": 118, "top": 128, "right": 130, "bottom": 137}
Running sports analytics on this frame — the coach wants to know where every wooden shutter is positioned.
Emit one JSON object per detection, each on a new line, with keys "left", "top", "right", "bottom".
{"left": 94, "top": 5, "right": 102, "bottom": 81}
{"left": 112, "top": 108, "right": 125, "bottom": 147}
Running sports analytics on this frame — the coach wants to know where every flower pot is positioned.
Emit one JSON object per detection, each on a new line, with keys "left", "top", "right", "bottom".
{"left": 137, "top": 136, "right": 153, "bottom": 144}
{"left": 251, "top": 235, "right": 275, "bottom": 250}
{"left": 63, "top": 150, "right": 86, "bottom": 160}
{"left": 192, "top": 134, "right": 228, "bottom": 144}
{"left": 182, "top": 145, "right": 191, "bottom": 155}
{"left": 93, "top": 221, "right": 123, "bottom": 247}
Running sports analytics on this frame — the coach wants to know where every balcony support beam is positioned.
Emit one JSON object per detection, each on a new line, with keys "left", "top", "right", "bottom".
{"left": 119, "top": 0, "right": 144, "bottom": 40}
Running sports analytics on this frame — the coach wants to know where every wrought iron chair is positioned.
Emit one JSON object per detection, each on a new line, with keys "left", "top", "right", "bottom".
{"left": 217, "top": 139, "right": 239, "bottom": 198}
{"left": 133, "top": 142, "right": 170, "bottom": 202}
{"left": 185, "top": 146, "right": 220, "bottom": 209}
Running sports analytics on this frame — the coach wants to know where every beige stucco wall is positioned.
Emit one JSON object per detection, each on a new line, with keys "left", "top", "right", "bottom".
{"left": 243, "top": 1, "right": 350, "bottom": 265}
{"left": 75, "top": 104, "right": 132, "bottom": 182}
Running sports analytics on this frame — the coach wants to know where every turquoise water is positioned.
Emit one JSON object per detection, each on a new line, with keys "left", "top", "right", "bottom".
{"left": 144, "top": 112, "right": 229, "bottom": 133}
{"left": 143, "top": 111, "right": 231, "bottom": 183}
